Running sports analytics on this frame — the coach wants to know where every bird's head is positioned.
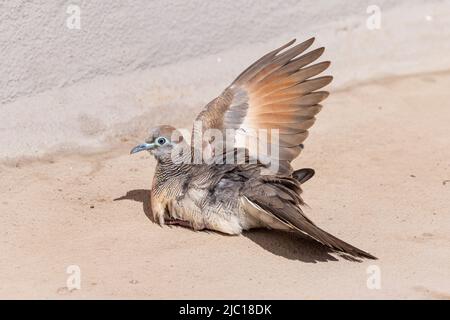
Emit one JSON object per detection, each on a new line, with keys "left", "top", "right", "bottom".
{"left": 130, "top": 125, "right": 187, "bottom": 161}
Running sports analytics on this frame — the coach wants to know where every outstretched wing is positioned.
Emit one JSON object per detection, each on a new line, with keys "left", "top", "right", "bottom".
{"left": 192, "top": 38, "right": 332, "bottom": 175}
{"left": 241, "top": 176, "right": 377, "bottom": 259}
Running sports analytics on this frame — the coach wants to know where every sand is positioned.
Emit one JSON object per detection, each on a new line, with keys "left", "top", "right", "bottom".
{"left": 1, "top": 71, "right": 449, "bottom": 299}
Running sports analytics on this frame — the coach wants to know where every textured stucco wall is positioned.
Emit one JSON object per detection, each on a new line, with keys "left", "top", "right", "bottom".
{"left": 0, "top": 0, "right": 423, "bottom": 103}
{"left": 1, "top": 0, "right": 450, "bottom": 159}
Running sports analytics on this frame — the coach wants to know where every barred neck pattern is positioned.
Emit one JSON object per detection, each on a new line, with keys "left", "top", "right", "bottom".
{"left": 152, "top": 150, "right": 192, "bottom": 194}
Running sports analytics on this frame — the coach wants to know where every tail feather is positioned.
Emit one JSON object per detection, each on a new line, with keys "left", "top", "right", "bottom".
{"left": 294, "top": 220, "right": 377, "bottom": 259}
{"left": 242, "top": 194, "right": 377, "bottom": 260}
{"left": 275, "top": 204, "right": 377, "bottom": 259}
{"left": 292, "top": 168, "right": 315, "bottom": 184}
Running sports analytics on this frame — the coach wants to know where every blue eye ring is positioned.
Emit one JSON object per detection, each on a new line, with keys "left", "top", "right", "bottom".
{"left": 156, "top": 137, "right": 167, "bottom": 146}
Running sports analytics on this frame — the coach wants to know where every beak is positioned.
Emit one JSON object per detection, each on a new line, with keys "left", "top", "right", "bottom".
{"left": 130, "top": 142, "right": 156, "bottom": 154}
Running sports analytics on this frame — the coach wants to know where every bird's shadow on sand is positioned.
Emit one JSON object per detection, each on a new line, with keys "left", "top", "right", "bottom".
{"left": 114, "top": 189, "right": 154, "bottom": 222}
{"left": 114, "top": 189, "right": 361, "bottom": 263}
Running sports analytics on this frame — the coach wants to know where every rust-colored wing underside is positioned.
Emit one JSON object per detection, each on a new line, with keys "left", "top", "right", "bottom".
{"left": 193, "top": 38, "right": 332, "bottom": 174}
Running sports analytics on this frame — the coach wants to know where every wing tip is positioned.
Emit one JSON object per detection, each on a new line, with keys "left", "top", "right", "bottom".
{"left": 284, "top": 38, "right": 297, "bottom": 48}
{"left": 316, "top": 47, "right": 326, "bottom": 55}
{"left": 309, "top": 75, "right": 333, "bottom": 86}
{"left": 304, "top": 37, "right": 315, "bottom": 47}
{"left": 321, "top": 75, "right": 334, "bottom": 87}
{"left": 309, "top": 61, "right": 331, "bottom": 69}
{"left": 301, "top": 37, "right": 316, "bottom": 53}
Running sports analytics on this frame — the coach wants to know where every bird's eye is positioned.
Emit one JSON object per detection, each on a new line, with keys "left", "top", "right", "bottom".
{"left": 156, "top": 137, "right": 167, "bottom": 145}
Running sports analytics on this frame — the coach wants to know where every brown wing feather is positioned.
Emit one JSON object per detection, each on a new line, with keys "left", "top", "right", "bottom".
{"left": 241, "top": 176, "right": 377, "bottom": 259}
{"left": 193, "top": 38, "right": 332, "bottom": 174}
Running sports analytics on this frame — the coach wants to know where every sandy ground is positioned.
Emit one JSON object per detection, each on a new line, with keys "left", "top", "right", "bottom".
{"left": 1, "top": 71, "right": 449, "bottom": 299}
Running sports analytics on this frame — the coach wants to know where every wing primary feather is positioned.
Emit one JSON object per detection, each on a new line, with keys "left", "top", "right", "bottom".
{"left": 264, "top": 47, "right": 326, "bottom": 81}
{"left": 248, "top": 38, "right": 316, "bottom": 85}
{"left": 254, "top": 61, "right": 331, "bottom": 95}
{"left": 192, "top": 38, "right": 332, "bottom": 172}
{"left": 232, "top": 39, "right": 297, "bottom": 85}
{"left": 259, "top": 77, "right": 331, "bottom": 101}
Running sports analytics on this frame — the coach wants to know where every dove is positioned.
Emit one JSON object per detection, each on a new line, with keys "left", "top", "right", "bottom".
{"left": 130, "top": 38, "right": 376, "bottom": 259}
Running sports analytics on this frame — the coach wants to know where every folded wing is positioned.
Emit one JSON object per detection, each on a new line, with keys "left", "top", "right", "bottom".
{"left": 241, "top": 176, "right": 377, "bottom": 259}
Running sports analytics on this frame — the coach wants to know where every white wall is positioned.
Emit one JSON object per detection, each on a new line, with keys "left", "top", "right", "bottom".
{"left": 1, "top": 0, "right": 450, "bottom": 158}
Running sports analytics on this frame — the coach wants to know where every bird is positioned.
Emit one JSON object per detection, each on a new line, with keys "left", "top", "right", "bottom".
{"left": 130, "top": 38, "right": 377, "bottom": 259}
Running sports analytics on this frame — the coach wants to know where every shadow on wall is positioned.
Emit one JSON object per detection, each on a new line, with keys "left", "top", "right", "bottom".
{"left": 114, "top": 189, "right": 362, "bottom": 263}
